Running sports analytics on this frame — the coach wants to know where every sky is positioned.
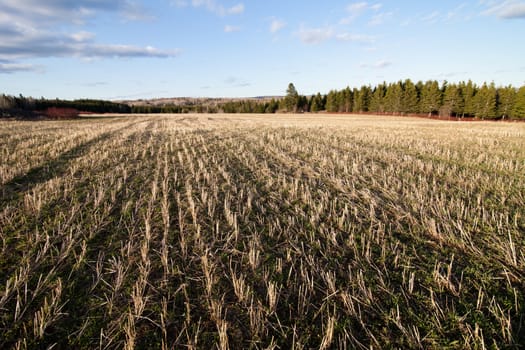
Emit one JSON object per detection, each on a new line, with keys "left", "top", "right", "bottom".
{"left": 0, "top": 0, "right": 524, "bottom": 100}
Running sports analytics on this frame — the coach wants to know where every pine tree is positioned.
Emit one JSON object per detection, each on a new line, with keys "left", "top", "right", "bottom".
{"left": 342, "top": 87, "right": 353, "bottom": 112}
{"left": 297, "top": 95, "right": 308, "bottom": 112}
{"left": 419, "top": 80, "right": 442, "bottom": 115}
{"left": 309, "top": 93, "right": 324, "bottom": 112}
{"left": 285, "top": 83, "right": 299, "bottom": 112}
{"left": 0, "top": 94, "right": 16, "bottom": 109}
{"left": 474, "top": 82, "right": 497, "bottom": 119}
{"left": 309, "top": 95, "right": 319, "bottom": 112}
{"left": 512, "top": 86, "right": 525, "bottom": 119}
{"left": 442, "top": 83, "right": 464, "bottom": 117}
{"left": 384, "top": 81, "right": 403, "bottom": 114}
{"left": 462, "top": 80, "right": 477, "bottom": 117}
{"left": 402, "top": 79, "right": 419, "bottom": 114}
{"left": 326, "top": 90, "right": 338, "bottom": 112}
{"left": 335, "top": 91, "right": 345, "bottom": 112}
{"left": 369, "top": 83, "right": 386, "bottom": 113}
{"left": 497, "top": 86, "right": 516, "bottom": 119}
{"left": 353, "top": 86, "right": 371, "bottom": 112}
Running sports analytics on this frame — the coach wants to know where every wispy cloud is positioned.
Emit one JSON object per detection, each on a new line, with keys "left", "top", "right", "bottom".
{"left": 360, "top": 60, "right": 392, "bottom": 69}
{"left": 0, "top": 62, "right": 42, "bottom": 74}
{"left": 336, "top": 33, "right": 376, "bottom": 43}
{"left": 0, "top": 0, "right": 152, "bottom": 24}
{"left": 269, "top": 18, "right": 286, "bottom": 34}
{"left": 482, "top": 0, "right": 525, "bottom": 19}
{"left": 296, "top": 26, "right": 334, "bottom": 44}
{"left": 83, "top": 82, "right": 109, "bottom": 87}
{"left": 224, "top": 25, "right": 241, "bottom": 33}
{"left": 181, "top": 0, "right": 245, "bottom": 16}
{"left": 345, "top": 2, "right": 368, "bottom": 20}
{"left": 296, "top": 25, "right": 375, "bottom": 45}
{"left": 224, "top": 76, "right": 250, "bottom": 87}
{"left": 0, "top": 1, "right": 178, "bottom": 73}
{"left": 445, "top": 3, "right": 468, "bottom": 21}
{"left": 227, "top": 3, "right": 245, "bottom": 15}
{"left": 435, "top": 71, "right": 469, "bottom": 78}
{"left": 368, "top": 11, "right": 392, "bottom": 26}
{"left": 0, "top": 28, "right": 178, "bottom": 60}
{"left": 416, "top": 4, "right": 471, "bottom": 25}
{"left": 421, "top": 11, "right": 441, "bottom": 24}
{"left": 340, "top": 2, "right": 383, "bottom": 24}
{"left": 121, "top": 1, "right": 155, "bottom": 21}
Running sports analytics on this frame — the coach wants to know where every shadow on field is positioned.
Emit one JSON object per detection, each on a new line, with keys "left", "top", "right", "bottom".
{"left": 0, "top": 129, "right": 119, "bottom": 210}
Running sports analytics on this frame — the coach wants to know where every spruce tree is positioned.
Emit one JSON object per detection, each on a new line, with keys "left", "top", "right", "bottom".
{"left": 326, "top": 90, "right": 338, "bottom": 112}
{"left": 342, "top": 87, "right": 353, "bottom": 112}
{"left": 402, "top": 79, "right": 419, "bottom": 114}
{"left": 335, "top": 91, "right": 345, "bottom": 112}
{"left": 442, "top": 83, "right": 464, "bottom": 117}
{"left": 369, "top": 83, "right": 386, "bottom": 113}
{"left": 474, "top": 82, "right": 497, "bottom": 119}
{"left": 512, "top": 86, "right": 525, "bottom": 119}
{"left": 384, "top": 81, "right": 403, "bottom": 113}
{"left": 285, "top": 83, "right": 299, "bottom": 112}
{"left": 420, "top": 80, "right": 442, "bottom": 115}
{"left": 309, "top": 95, "right": 319, "bottom": 112}
{"left": 353, "top": 86, "right": 371, "bottom": 112}
{"left": 462, "top": 80, "right": 477, "bottom": 117}
{"left": 497, "top": 86, "right": 516, "bottom": 119}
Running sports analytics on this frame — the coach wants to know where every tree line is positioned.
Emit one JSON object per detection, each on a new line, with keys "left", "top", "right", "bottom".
{"left": 283, "top": 80, "right": 525, "bottom": 119}
{"left": 320, "top": 80, "right": 525, "bottom": 119}
{"left": 1, "top": 79, "right": 525, "bottom": 119}
{"left": 0, "top": 95, "right": 131, "bottom": 118}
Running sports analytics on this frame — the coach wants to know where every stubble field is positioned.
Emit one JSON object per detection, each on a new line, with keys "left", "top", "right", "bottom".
{"left": 1, "top": 114, "right": 524, "bottom": 349}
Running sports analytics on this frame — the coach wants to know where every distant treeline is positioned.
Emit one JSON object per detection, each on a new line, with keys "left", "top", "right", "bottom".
{"left": 130, "top": 99, "right": 281, "bottom": 114}
{"left": 0, "top": 95, "right": 131, "bottom": 118}
{"left": 320, "top": 80, "right": 525, "bottom": 119}
{"left": 287, "top": 80, "right": 525, "bottom": 119}
{"left": 1, "top": 79, "right": 525, "bottom": 119}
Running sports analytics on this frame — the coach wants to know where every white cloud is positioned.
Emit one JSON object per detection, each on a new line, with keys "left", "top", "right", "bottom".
{"left": 296, "top": 25, "right": 377, "bottom": 45}
{"left": 368, "top": 12, "right": 392, "bottom": 25}
{"left": 421, "top": 11, "right": 441, "bottom": 24}
{"left": 0, "top": 62, "right": 42, "bottom": 74}
{"left": 0, "top": 0, "right": 152, "bottom": 24}
{"left": 360, "top": 60, "right": 392, "bottom": 69}
{"left": 270, "top": 18, "right": 286, "bottom": 33}
{"left": 87, "top": 44, "right": 178, "bottom": 58}
{"left": 482, "top": 0, "right": 525, "bottom": 19}
{"left": 224, "top": 76, "right": 250, "bottom": 87}
{"left": 228, "top": 3, "right": 244, "bottom": 15}
{"left": 224, "top": 25, "right": 241, "bottom": 33}
{"left": 445, "top": 3, "right": 467, "bottom": 21}
{"left": 190, "top": 0, "right": 244, "bottom": 16}
{"left": 375, "top": 60, "right": 392, "bottom": 68}
{"left": 347, "top": 2, "right": 369, "bottom": 15}
{"left": 172, "top": 0, "right": 188, "bottom": 7}
{"left": 336, "top": 33, "right": 376, "bottom": 43}
{"left": 0, "top": 1, "right": 178, "bottom": 73}
{"left": 297, "top": 26, "right": 334, "bottom": 44}
{"left": 121, "top": 1, "right": 155, "bottom": 21}
{"left": 71, "top": 31, "right": 96, "bottom": 42}
{"left": 341, "top": 2, "right": 383, "bottom": 24}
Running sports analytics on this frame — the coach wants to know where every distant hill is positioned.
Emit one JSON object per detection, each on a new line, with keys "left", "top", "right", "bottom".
{"left": 117, "top": 96, "right": 283, "bottom": 108}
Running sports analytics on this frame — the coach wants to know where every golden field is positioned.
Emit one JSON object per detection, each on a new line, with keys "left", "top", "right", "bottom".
{"left": 1, "top": 114, "right": 524, "bottom": 349}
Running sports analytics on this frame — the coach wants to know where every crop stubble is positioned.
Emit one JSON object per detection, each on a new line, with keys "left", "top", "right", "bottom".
{"left": 0, "top": 114, "right": 524, "bottom": 349}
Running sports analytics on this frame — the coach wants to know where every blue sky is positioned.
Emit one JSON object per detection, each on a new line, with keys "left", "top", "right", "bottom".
{"left": 1, "top": 0, "right": 524, "bottom": 100}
